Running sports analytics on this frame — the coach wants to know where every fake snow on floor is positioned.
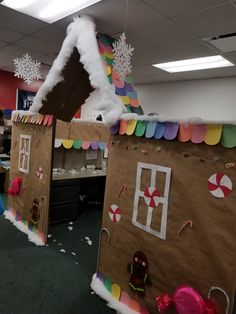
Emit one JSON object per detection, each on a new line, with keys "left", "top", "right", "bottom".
{"left": 85, "top": 236, "right": 93, "bottom": 245}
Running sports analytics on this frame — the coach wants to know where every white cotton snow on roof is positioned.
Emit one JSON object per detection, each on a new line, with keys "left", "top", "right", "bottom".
{"left": 30, "top": 15, "right": 124, "bottom": 125}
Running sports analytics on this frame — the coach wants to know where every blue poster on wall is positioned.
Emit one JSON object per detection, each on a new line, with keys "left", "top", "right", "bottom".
{"left": 16, "top": 89, "right": 36, "bottom": 111}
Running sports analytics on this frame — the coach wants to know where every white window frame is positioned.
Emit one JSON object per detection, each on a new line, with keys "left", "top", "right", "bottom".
{"left": 132, "top": 162, "right": 171, "bottom": 240}
{"left": 18, "top": 134, "right": 31, "bottom": 173}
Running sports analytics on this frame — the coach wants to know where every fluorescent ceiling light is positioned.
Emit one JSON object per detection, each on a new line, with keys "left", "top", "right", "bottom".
{"left": 1, "top": 0, "right": 101, "bottom": 23}
{"left": 153, "top": 55, "right": 234, "bottom": 73}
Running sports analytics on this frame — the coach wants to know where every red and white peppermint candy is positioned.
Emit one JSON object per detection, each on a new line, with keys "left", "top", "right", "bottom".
{"left": 144, "top": 187, "right": 160, "bottom": 207}
{"left": 208, "top": 173, "right": 232, "bottom": 198}
{"left": 37, "top": 166, "right": 44, "bottom": 179}
{"left": 108, "top": 204, "right": 121, "bottom": 222}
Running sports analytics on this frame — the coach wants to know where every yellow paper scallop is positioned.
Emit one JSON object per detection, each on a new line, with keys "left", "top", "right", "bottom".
{"left": 106, "top": 65, "right": 111, "bottom": 75}
{"left": 62, "top": 140, "right": 74, "bottom": 149}
{"left": 104, "top": 51, "right": 114, "bottom": 59}
{"left": 119, "top": 95, "right": 130, "bottom": 105}
{"left": 126, "top": 120, "right": 137, "bottom": 135}
{"left": 111, "top": 283, "right": 121, "bottom": 300}
{"left": 204, "top": 124, "right": 223, "bottom": 145}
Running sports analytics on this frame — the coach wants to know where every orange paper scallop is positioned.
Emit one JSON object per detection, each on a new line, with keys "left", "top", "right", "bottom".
{"left": 178, "top": 123, "right": 192, "bottom": 142}
{"left": 112, "top": 71, "right": 125, "bottom": 88}
{"left": 128, "top": 299, "right": 140, "bottom": 311}
{"left": 129, "top": 98, "right": 139, "bottom": 108}
{"left": 119, "top": 120, "right": 128, "bottom": 135}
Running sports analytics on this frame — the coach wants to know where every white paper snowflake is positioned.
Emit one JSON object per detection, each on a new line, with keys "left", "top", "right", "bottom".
{"left": 14, "top": 53, "right": 41, "bottom": 85}
{"left": 112, "top": 33, "right": 134, "bottom": 80}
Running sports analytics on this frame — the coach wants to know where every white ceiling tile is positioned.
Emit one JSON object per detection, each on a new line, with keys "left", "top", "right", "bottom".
{"left": 126, "top": 19, "right": 195, "bottom": 51}
{"left": 31, "top": 26, "right": 66, "bottom": 45}
{"left": 0, "top": 5, "right": 47, "bottom": 34}
{"left": 1, "top": 65, "right": 15, "bottom": 73}
{"left": 55, "top": 0, "right": 165, "bottom": 35}
{"left": 144, "top": 0, "right": 227, "bottom": 18}
{"left": 223, "top": 51, "right": 236, "bottom": 65}
{"left": 0, "top": 26, "right": 25, "bottom": 42}
{"left": 174, "top": 3, "right": 236, "bottom": 38}
{"left": 177, "top": 69, "right": 223, "bottom": 80}
{"left": 132, "top": 39, "right": 217, "bottom": 66}
{"left": 0, "top": 44, "right": 56, "bottom": 65}
{"left": 210, "top": 65, "right": 236, "bottom": 77}
{"left": 0, "top": 41, "right": 8, "bottom": 48}
{"left": 15, "top": 36, "right": 60, "bottom": 55}
{"left": 0, "top": 52, "right": 15, "bottom": 67}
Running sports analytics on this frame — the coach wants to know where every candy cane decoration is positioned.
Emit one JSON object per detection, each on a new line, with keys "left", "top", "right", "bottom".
{"left": 144, "top": 187, "right": 160, "bottom": 207}
{"left": 37, "top": 166, "right": 44, "bottom": 179}
{"left": 208, "top": 173, "right": 232, "bottom": 198}
{"left": 208, "top": 286, "right": 230, "bottom": 314}
{"left": 117, "top": 184, "right": 127, "bottom": 198}
{"left": 177, "top": 220, "right": 193, "bottom": 235}
{"left": 108, "top": 204, "right": 121, "bottom": 222}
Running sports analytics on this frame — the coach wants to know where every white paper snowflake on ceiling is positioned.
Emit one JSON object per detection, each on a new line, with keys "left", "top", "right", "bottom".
{"left": 112, "top": 33, "right": 134, "bottom": 80}
{"left": 13, "top": 53, "right": 41, "bottom": 85}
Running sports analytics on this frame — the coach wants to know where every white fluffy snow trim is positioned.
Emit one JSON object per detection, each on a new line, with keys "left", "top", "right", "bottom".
{"left": 120, "top": 113, "right": 236, "bottom": 125}
{"left": 3, "top": 210, "right": 44, "bottom": 246}
{"left": 30, "top": 15, "right": 124, "bottom": 125}
{"left": 90, "top": 274, "right": 140, "bottom": 314}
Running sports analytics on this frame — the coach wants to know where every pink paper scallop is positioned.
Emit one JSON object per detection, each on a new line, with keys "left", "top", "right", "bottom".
{"left": 191, "top": 124, "right": 207, "bottom": 143}
{"left": 120, "top": 291, "right": 130, "bottom": 305}
{"left": 82, "top": 141, "right": 91, "bottom": 149}
{"left": 112, "top": 71, "right": 125, "bottom": 88}
{"left": 99, "top": 40, "right": 113, "bottom": 52}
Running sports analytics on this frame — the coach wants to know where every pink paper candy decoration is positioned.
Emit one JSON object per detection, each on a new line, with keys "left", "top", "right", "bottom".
{"left": 156, "top": 285, "right": 216, "bottom": 314}
{"left": 174, "top": 285, "right": 206, "bottom": 314}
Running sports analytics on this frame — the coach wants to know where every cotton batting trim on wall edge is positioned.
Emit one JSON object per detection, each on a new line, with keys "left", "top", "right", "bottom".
{"left": 112, "top": 119, "right": 236, "bottom": 148}
{"left": 4, "top": 209, "right": 45, "bottom": 246}
{"left": 90, "top": 273, "right": 149, "bottom": 314}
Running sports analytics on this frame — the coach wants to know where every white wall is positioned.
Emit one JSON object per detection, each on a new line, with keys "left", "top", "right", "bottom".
{"left": 136, "top": 77, "right": 236, "bottom": 121}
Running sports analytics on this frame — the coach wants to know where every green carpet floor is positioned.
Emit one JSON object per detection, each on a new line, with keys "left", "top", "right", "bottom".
{"left": 0, "top": 198, "right": 114, "bottom": 314}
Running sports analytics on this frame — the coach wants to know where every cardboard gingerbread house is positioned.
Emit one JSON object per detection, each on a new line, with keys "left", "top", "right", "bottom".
{"left": 4, "top": 15, "right": 236, "bottom": 314}
{"left": 93, "top": 120, "right": 236, "bottom": 314}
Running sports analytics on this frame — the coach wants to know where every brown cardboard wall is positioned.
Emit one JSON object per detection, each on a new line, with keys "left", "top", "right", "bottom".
{"left": 98, "top": 135, "right": 236, "bottom": 313}
{"left": 55, "top": 119, "right": 110, "bottom": 142}
{"left": 9, "top": 122, "right": 53, "bottom": 242}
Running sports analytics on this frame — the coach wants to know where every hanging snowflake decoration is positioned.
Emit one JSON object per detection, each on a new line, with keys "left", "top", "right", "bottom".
{"left": 13, "top": 53, "right": 41, "bottom": 85}
{"left": 112, "top": 33, "right": 134, "bottom": 80}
